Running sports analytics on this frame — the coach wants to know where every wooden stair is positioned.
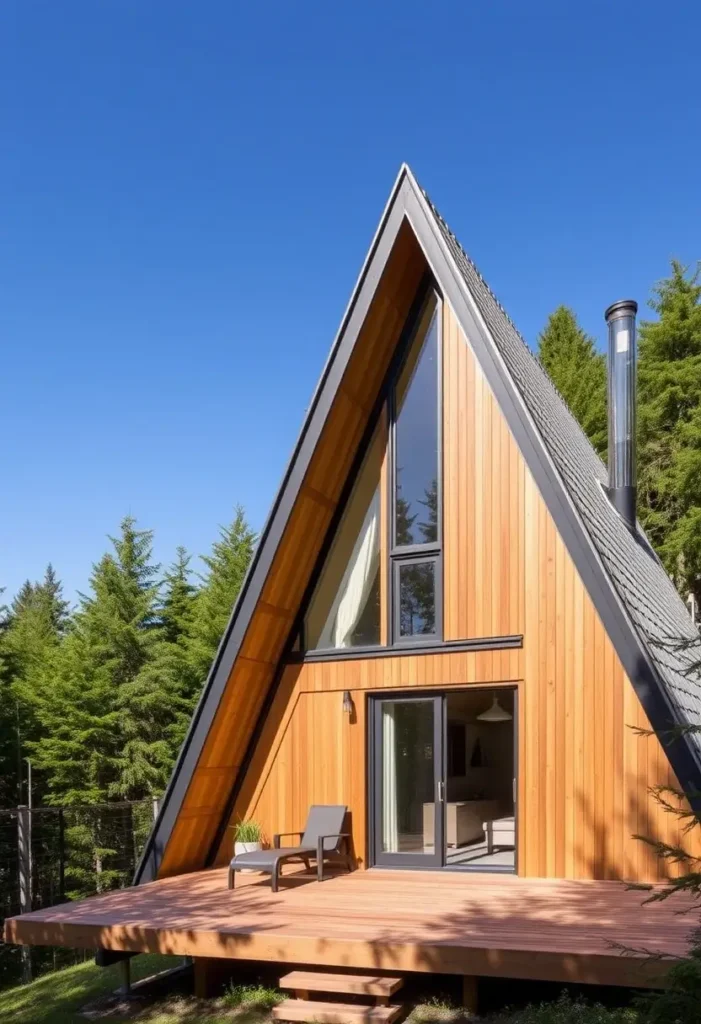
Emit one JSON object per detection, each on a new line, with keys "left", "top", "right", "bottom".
{"left": 275, "top": 970, "right": 405, "bottom": 1024}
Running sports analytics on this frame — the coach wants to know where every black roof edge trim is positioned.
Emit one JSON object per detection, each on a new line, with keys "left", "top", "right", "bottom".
{"left": 401, "top": 179, "right": 701, "bottom": 812}
{"left": 134, "top": 168, "right": 416, "bottom": 884}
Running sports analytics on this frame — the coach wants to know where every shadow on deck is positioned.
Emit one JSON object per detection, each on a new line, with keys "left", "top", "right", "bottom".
{"left": 4, "top": 866, "right": 697, "bottom": 989}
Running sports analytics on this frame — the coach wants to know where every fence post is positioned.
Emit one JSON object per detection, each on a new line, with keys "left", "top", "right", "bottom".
{"left": 17, "top": 805, "right": 32, "bottom": 983}
{"left": 58, "top": 808, "right": 66, "bottom": 902}
{"left": 17, "top": 806, "right": 31, "bottom": 912}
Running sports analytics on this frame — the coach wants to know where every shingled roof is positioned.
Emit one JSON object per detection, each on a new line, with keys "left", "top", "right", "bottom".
{"left": 419, "top": 178, "right": 701, "bottom": 755}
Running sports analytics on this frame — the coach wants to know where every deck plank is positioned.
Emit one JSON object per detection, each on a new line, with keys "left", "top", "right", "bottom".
{"left": 280, "top": 972, "right": 404, "bottom": 996}
{"left": 273, "top": 1000, "right": 403, "bottom": 1024}
{"left": 3, "top": 867, "right": 696, "bottom": 988}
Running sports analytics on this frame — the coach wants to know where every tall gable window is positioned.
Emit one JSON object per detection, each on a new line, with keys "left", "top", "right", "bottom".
{"left": 303, "top": 286, "right": 442, "bottom": 653}
{"left": 390, "top": 294, "right": 440, "bottom": 642}
{"left": 393, "top": 301, "right": 439, "bottom": 547}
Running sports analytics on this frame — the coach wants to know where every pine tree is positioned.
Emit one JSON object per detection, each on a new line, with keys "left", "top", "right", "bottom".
{"left": 537, "top": 306, "right": 608, "bottom": 456}
{"left": 39, "top": 563, "right": 71, "bottom": 634}
{"left": 0, "top": 587, "right": 17, "bottom": 808}
{"left": 5, "top": 566, "right": 70, "bottom": 678}
{"left": 27, "top": 517, "right": 161, "bottom": 804}
{"left": 185, "top": 507, "right": 256, "bottom": 686}
{"left": 161, "top": 547, "right": 196, "bottom": 645}
{"left": 4, "top": 567, "right": 71, "bottom": 806}
{"left": 638, "top": 261, "right": 701, "bottom": 606}
{"left": 116, "top": 547, "right": 200, "bottom": 795}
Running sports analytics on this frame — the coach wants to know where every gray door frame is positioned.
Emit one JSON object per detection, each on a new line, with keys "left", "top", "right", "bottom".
{"left": 369, "top": 693, "right": 444, "bottom": 868}
{"left": 368, "top": 685, "right": 518, "bottom": 873}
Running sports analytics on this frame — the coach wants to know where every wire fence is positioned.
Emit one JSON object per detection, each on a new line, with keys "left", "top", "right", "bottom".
{"left": 0, "top": 797, "right": 157, "bottom": 990}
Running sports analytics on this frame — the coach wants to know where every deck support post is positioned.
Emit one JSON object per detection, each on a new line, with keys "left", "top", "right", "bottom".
{"left": 193, "top": 958, "right": 212, "bottom": 1000}
{"left": 461, "top": 975, "right": 478, "bottom": 1014}
{"left": 193, "top": 957, "right": 231, "bottom": 999}
{"left": 118, "top": 959, "right": 131, "bottom": 997}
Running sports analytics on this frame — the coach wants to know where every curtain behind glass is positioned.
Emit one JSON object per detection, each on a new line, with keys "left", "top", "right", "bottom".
{"left": 305, "top": 425, "right": 382, "bottom": 650}
{"left": 382, "top": 705, "right": 399, "bottom": 852}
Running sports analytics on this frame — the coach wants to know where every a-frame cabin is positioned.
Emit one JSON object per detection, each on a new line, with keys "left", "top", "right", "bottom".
{"left": 6, "top": 166, "right": 701, "bottom": 996}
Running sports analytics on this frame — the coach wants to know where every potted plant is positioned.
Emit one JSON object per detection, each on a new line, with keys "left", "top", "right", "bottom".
{"left": 232, "top": 819, "right": 264, "bottom": 857}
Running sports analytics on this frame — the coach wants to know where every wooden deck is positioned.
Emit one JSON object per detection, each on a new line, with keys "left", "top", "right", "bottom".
{"left": 4, "top": 867, "right": 696, "bottom": 988}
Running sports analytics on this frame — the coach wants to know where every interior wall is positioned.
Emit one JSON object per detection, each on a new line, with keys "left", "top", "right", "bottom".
{"left": 445, "top": 689, "right": 514, "bottom": 813}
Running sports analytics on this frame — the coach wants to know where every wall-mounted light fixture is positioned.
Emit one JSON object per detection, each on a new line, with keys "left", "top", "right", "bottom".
{"left": 342, "top": 690, "right": 354, "bottom": 716}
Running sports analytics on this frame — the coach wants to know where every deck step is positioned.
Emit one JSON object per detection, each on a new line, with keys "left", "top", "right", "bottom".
{"left": 273, "top": 999, "right": 403, "bottom": 1024}
{"left": 279, "top": 971, "right": 404, "bottom": 998}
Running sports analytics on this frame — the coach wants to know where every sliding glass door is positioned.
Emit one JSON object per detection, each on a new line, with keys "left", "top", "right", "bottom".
{"left": 372, "top": 696, "right": 443, "bottom": 867}
{"left": 371, "top": 688, "right": 518, "bottom": 872}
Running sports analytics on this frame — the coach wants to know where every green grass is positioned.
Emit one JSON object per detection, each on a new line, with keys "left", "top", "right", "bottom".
{"left": 0, "top": 963, "right": 642, "bottom": 1024}
{"left": 0, "top": 954, "right": 176, "bottom": 1024}
{"left": 0, "top": 962, "right": 282, "bottom": 1024}
{"left": 408, "top": 994, "right": 469, "bottom": 1023}
{"left": 407, "top": 991, "right": 638, "bottom": 1024}
{"left": 222, "top": 984, "right": 283, "bottom": 1011}
{"left": 492, "top": 992, "right": 639, "bottom": 1023}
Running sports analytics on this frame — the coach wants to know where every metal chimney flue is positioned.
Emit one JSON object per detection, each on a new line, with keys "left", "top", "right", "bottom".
{"left": 605, "top": 298, "right": 638, "bottom": 530}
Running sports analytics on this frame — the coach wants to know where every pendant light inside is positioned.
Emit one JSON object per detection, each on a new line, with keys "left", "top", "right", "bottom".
{"left": 476, "top": 696, "right": 512, "bottom": 722}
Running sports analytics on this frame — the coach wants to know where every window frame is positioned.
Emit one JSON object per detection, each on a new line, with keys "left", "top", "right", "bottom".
{"left": 388, "top": 291, "right": 443, "bottom": 646}
{"left": 298, "top": 279, "right": 444, "bottom": 656}
{"left": 392, "top": 552, "right": 442, "bottom": 646}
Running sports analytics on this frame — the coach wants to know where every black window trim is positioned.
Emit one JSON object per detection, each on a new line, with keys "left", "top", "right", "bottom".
{"left": 299, "top": 277, "right": 445, "bottom": 655}
{"left": 392, "top": 552, "right": 442, "bottom": 647}
{"left": 388, "top": 290, "right": 443, "bottom": 645}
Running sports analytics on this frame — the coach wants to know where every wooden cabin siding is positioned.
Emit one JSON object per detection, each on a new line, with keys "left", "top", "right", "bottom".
{"left": 220, "top": 565, "right": 696, "bottom": 883}
{"left": 217, "top": 302, "right": 698, "bottom": 883}
{"left": 443, "top": 302, "right": 525, "bottom": 640}
{"left": 157, "top": 222, "right": 426, "bottom": 878}
{"left": 217, "top": 649, "right": 523, "bottom": 870}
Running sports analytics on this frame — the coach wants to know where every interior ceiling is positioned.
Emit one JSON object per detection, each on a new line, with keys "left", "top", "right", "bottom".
{"left": 446, "top": 688, "right": 515, "bottom": 718}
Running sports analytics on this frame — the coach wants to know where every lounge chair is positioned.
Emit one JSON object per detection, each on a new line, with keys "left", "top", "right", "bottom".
{"left": 227, "top": 804, "right": 353, "bottom": 892}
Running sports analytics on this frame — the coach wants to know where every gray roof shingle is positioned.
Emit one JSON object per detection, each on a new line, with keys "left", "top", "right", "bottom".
{"left": 422, "top": 187, "right": 701, "bottom": 743}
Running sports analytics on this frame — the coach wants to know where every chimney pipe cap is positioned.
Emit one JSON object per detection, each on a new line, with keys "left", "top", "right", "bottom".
{"left": 605, "top": 298, "right": 638, "bottom": 322}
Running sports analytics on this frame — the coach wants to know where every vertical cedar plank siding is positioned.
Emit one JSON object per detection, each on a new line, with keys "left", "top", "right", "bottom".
{"left": 217, "top": 301, "right": 700, "bottom": 883}
{"left": 156, "top": 222, "right": 426, "bottom": 877}
{"left": 443, "top": 300, "right": 525, "bottom": 639}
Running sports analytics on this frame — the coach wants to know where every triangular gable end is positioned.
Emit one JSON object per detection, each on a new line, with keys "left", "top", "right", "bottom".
{"left": 136, "top": 166, "right": 701, "bottom": 885}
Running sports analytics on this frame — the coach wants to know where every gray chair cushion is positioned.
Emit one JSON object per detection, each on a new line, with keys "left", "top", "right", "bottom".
{"left": 231, "top": 847, "right": 314, "bottom": 871}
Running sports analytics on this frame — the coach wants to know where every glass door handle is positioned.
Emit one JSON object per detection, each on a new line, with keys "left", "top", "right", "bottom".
{"left": 438, "top": 780, "right": 445, "bottom": 802}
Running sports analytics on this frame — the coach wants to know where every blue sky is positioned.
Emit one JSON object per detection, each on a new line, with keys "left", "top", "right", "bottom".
{"left": 2, "top": 0, "right": 700, "bottom": 604}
